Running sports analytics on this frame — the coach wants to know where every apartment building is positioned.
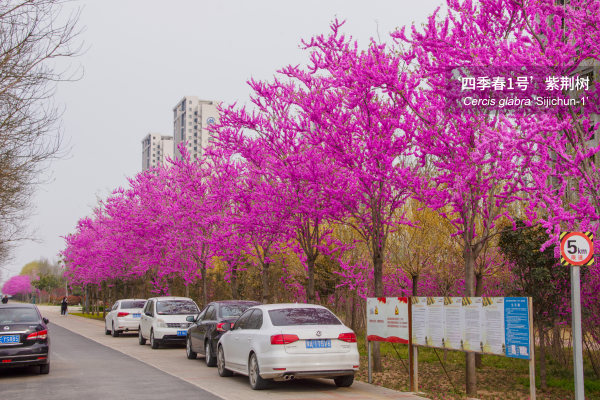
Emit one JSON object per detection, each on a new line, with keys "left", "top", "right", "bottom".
{"left": 172, "top": 96, "right": 219, "bottom": 160}
{"left": 141, "top": 133, "right": 174, "bottom": 171}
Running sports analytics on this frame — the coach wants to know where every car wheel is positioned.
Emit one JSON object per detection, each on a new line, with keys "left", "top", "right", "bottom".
{"left": 334, "top": 375, "right": 354, "bottom": 387}
{"left": 248, "top": 353, "right": 268, "bottom": 390}
{"left": 111, "top": 322, "right": 119, "bottom": 337}
{"left": 217, "top": 345, "right": 233, "bottom": 377}
{"left": 105, "top": 323, "right": 110, "bottom": 335}
{"left": 205, "top": 341, "right": 216, "bottom": 367}
{"left": 150, "top": 329, "right": 159, "bottom": 349}
{"left": 39, "top": 363, "right": 50, "bottom": 374}
{"left": 186, "top": 336, "right": 197, "bottom": 359}
{"left": 138, "top": 328, "right": 146, "bottom": 345}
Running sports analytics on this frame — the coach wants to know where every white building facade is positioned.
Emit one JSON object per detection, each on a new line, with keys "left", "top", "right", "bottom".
{"left": 141, "top": 133, "right": 174, "bottom": 171}
{"left": 172, "top": 96, "right": 219, "bottom": 160}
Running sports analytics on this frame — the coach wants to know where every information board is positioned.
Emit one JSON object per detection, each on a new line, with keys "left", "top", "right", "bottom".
{"left": 411, "top": 297, "right": 428, "bottom": 346}
{"left": 443, "top": 297, "right": 463, "bottom": 350}
{"left": 504, "top": 297, "right": 531, "bottom": 359}
{"left": 426, "top": 297, "right": 445, "bottom": 348}
{"left": 483, "top": 297, "right": 506, "bottom": 355}
{"left": 408, "top": 296, "right": 530, "bottom": 359}
{"left": 366, "top": 297, "right": 409, "bottom": 343}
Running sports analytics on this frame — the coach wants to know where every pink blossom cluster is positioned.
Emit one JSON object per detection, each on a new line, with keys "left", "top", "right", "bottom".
{"left": 2, "top": 275, "right": 32, "bottom": 295}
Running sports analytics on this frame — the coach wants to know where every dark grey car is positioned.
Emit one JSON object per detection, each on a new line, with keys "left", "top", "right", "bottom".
{"left": 186, "top": 300, "right": 260, "bottom": 366}
{"left": 0, "top": 304, "right": 50, "bottom": 373}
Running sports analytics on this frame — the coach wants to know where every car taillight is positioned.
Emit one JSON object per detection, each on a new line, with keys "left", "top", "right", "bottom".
{"left": 216, "top": 322, "right": 227, "bottom": 332}
{"left": 117, "top": 312, "right": 129, "bottom": 317}
{"left": 26, "top": 329, "right": 48, "bottom": 340}
{"left": 270, "top": 334, "right": 299, "bottom": 345}
{"left": 338, "top": 332, "right": 357, "bottom": 343}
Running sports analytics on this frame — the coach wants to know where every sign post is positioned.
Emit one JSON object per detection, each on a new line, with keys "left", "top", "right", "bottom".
{"left": 528, "top": 297, "right": 536, "bottom": 400}
{"left": 560, "top": 231, "right": 594, "bottom": 400}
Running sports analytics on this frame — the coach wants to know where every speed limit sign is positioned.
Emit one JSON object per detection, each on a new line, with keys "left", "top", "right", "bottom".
{"left": 560, "top": 232, "right": 594, "bottom": 266}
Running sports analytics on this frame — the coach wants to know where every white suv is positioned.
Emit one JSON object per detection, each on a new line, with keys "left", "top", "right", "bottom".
{"left": 138, "top": 296, "right": 199, "bottom": 349}
{"left": 104, "top": 298, "right": 146, "bottom": 337}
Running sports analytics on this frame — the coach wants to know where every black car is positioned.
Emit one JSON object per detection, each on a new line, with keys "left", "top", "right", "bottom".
{"left": 186, "top": 300, "right": 260, "bottom": 366}
{"left": 0, "top": 304, "right": 50, "bottom": 374}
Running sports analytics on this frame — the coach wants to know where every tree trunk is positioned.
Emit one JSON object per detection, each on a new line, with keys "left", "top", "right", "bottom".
{"left": 464, "top": 247, "right": 477, "bottom": 397}
{"left": 306, "top": 257, "right": 316, "bottom": 304}
{"left": 372, "top": 249, "right": 384, "bottom": 372}
{"left": 102, "top": 283, "right": 107, "bottom": 320}
{"left": 538, "top": 323, "right": 548, "bottom": 390}
{"left": 412, "top": 274, "right": 419, "bottom": 296}
{"left": 261, "top": 262, "right": 271, "bottom": 303}
{"left": 351, "top": 291, "right": 358, "bottom": 332}
{"left": 230, "top": 265, "right": 239, "bottom": 300}
{"left": 345, "top": 289, "right": 352, "bottom": 327}
{"left": 196, "top": 281, "right": 202, "bottom": 306}
{"left": 200, "top": 264, "right": 208, "bottom": 308}
{"left": 475, "top": 273, "right": 483, "bottom": 369}
{"left": 84, "top": 285, "right": 89, "bottom": 314}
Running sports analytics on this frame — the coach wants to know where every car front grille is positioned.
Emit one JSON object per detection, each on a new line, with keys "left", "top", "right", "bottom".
{"left": 166, "top": 323, "right": 190, "bottom": 328}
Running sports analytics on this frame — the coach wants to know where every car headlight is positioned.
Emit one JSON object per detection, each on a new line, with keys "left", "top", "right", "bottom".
{"left": 156, "top": 319, "right": 166, "bottom": 328}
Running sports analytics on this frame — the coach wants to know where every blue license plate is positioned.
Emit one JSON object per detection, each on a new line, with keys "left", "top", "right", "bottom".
{"left": 0, "top": 335, "right": 20, "bottom": 344}
{"left": 132, "top": 313, "right": 141, "bottom": 318}
{"left": 176, "top": 330, "right": 186, "bottom": 336}
{"left": 305, "top": 339, "right": 331, "bottom": 349}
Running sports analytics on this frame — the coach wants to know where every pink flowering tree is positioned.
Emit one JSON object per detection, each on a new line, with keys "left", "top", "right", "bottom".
{"left": 213, "top": 75, "right": 339, "bottom": 303}
{"left": 292, "top": 21, "right": 419, "bottom": 303}
{"left": 2, "top": 275, "right": 32, "bottom": 296}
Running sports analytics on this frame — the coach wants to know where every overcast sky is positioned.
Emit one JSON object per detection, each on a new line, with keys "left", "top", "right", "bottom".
{"left": 0, "top": 0, "right": 443, "bottom": 284}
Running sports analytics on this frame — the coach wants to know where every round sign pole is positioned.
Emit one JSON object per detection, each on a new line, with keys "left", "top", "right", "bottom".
{"left": 570, "top": 264, "right": 584, "bottom": 400}
{"left": 560, "top": 231, "right": 593, "bottom": 400}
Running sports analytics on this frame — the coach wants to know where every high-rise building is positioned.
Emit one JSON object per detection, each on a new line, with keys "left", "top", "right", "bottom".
{"left": 172, "top": 96, "right": 219, "bottom": 160}
{"left": 141, "top": 133, "right": 174, "bottom": 171}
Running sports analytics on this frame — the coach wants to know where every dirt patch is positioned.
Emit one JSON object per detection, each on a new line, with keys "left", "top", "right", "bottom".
{"left": 355, "top": 353, "right": 580, "bottom": 400}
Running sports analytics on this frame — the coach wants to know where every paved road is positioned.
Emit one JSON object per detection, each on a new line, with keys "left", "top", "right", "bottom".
{"left": 32, "top": 306, "right": 425, "bottom": 400}
{"left": 0, "top": 323, "right": 221, "bottom": 400}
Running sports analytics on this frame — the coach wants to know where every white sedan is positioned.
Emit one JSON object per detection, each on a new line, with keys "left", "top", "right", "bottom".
{"left": 104, "top": 299, "right": 146, "bottom": 337}
{"left": 217, "top": 303, "right": 359, "bottom": 390}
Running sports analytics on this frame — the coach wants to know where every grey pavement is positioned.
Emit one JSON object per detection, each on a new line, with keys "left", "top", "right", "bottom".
{"left": 0, "top": 322, "right": 221, "bottom": 400}
{"left": 35, "top": 305, "right": 427, "bottom": 400}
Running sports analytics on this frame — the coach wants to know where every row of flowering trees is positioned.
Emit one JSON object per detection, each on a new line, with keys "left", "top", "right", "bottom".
{"left": 62, "top": 0, "right": 600, "bottom": 397}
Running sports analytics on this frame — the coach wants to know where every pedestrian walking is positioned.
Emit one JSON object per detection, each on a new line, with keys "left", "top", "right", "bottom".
{"left": 60, "top": 296, "right": 68, "bottom": 315}
{"left": 1, "top": 295, "right": 7, "bottom": 304}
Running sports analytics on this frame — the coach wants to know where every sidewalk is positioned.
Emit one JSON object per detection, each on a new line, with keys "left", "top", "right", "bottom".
{"left": 39, "top": 305, "right": 427, "bottom": 400}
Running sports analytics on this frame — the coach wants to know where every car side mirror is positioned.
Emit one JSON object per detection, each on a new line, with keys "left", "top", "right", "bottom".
{"left": 186, "top": 316, "right": 195, "bottom": 323}
{"left": 43, "top": 318, "right": 49, "bottom": 324}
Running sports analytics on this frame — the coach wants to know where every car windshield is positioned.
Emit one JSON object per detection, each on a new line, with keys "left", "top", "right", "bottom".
{"left": 156, "top": 300, "right": 198, "bottom": 315}
{"left": 0, "top": 308, "right": 39, "bottom": 324}
{"left": 268, "top": 308, "right": 341, "bottom": 326}
{"left": 121, "top": 301, "right": 146, "bottom": 309}
{"left": 219, "top": 304, "right": 252, "bottom": 318}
